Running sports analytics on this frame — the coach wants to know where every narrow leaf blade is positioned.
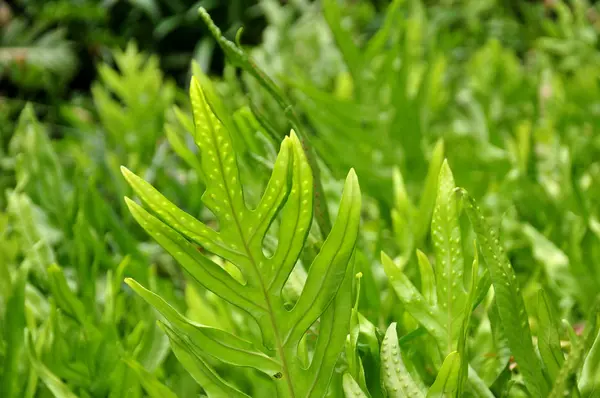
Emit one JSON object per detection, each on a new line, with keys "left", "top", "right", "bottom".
{"left": 126, "top": 278, "right": 281, "bottom": 375}
{"left": 159, "top": 323, "right": 250, "bottom": 398}
{"left": 286, "top": 169, "right": 361, "bottom": 342}
{"left": 537, "top": 289, "right": 565, "bottom": 383}
{"left": 459, "top": 189, "right": 549, "bottom": 397}
{"left": 427, "top": 351, "right": 461, "bottom": 398}
{"left": 381, "top": 323, "right": 425, "bottom": 398}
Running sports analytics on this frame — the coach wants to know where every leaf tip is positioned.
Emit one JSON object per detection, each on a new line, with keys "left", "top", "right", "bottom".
{"left": 380, "top": 251, "right": 393, "bottom": 266}
{"left": 190, "top": 75, "right": 202, "bottom": 97}
{"left": 120, "top": 165, "right": 131, "bottom": 177}
{"left": 387, "top": 322, "right": 398, "bottom": 334}
{"left": 345, "top": 168, "right": 360, "bottom": 193}
{"left": 123, "top": 196, "right": 136, "bottom": 209}
{"left": 288, "top": 129, "right": 299, "bottom": 142}
{"left": 280, "top": 134, "right": 291, "bottom": 148}
{"left": 47, "top": 264, "right": 61, "bottom": 274}
{"left": 438, "top": 158, "right": 455, "bottom": 183}
{"left": 124, "top": 278, "right": 143, "bottom": 293}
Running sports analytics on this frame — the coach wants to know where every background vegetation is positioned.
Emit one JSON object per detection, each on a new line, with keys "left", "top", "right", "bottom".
{"left": 2, "top": 0, "right": 600, "bottom": 397}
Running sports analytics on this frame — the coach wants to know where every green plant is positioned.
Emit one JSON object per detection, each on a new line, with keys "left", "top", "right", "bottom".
{"left": 91, "top": 42, "right": 176, "bottom": 169}
{"left": 3, "top": 1, "right": 600, "bottom": 397}
{"left": 122, "top": 75, "right": 362, "bottom": 396}
{"left": 109, "top": 5, "right": 600, "bottom": 397}
{"left": 0, "top": 13, "right": 77, "bottom": 93}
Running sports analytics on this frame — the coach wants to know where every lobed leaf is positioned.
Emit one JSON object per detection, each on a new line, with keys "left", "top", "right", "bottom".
{"left": 189, "top": 77, "right": 247, "bottom": 232}
{"left": 123, "top": 197, "right": 264, "bottom": 314}
{"left": 123, "top": 74, "right": 362, "bottom": 396}
{"left": 266, "top": 132, "right": 313, "bottom": 295}
{"left": 121, "top": 163, "right": 249, "bottom": 264}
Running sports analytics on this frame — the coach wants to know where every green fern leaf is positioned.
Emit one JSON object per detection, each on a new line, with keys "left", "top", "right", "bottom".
{"left": 427, "top": 352, "right": 460, "bottom": 398}
{"left": 537, "top": 289, "right": 565, "bottom": 383}
{"left": 158, "top": 322, "right": 250, "bottom": 398}
{"left": 322, "top": 0, "right": 363, "bottom": 85}
{"left": 25, "top": 332, "right": 78, "bottom": 398}
{"left": 579, "top": 323, "right": 600, "bottom": 396}
{"left": 431, "top": 160, "right": 468, "bottom": 353}
{"left": 342, "top": 373, "right": 369, "bottom": 398}
{"left": 416, "top": 250, "right": 436, "bottom": 307}
{"left": 383, "top": 161, "right": 493, "bottom": 397}
{"left": 123, "top": 359, "right": 178, "bottom": 398}
{"left": 381, "top": 323, "right": 425, "bottom": 398}
{"left": 456, "top": 242, "right": 480, "bottom": 397}
{"left": 383, "top": 161, "right": 472, "bottom": 353}
{"left": 47, "top": 265, "right": 87, "bottom": 326}
{"left": 122, "top": 77, "right": 361, "bottom": 397}
{"left": 459, "top": 189, "right": 549, "bottom": 397}
{"left": 549, "top": 300, "right": 599, "bottom": 398}
{"left": 344, "top": 273, "right": 369, "bottom": 396}
{"left": 197, "top": 7, "right": 332, "bottom": 237}
{"left": 415, "top": 139, "right": 445, "bottom": 243}
{"left": 382, "top": 252, "right": 445, "bottom": 341}
{"left": 126, "top": 279, "right": 281, "bottom": 374}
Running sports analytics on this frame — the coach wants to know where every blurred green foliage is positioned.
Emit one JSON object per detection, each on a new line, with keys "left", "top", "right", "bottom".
{"left": 0, "top": 0, "right": 265, "bottom": 151}
{"left": 2, "top": 0, "right": 600, "bottom": 397}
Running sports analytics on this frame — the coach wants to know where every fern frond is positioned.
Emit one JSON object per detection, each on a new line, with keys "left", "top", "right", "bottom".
{"left": 383, "top": 160, "right": 493, "bottom": 397}
{"left": 122, "top": 76, "right": 361, "bottom": 397}
{"left": 383, "top": 161, "right": 474, "bottom": 353}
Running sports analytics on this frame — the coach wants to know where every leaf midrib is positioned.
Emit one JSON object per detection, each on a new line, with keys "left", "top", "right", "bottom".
{"left": 437, "top": 199, "right": 456, "bottom": 355}
{"left": 203, "top": 98, "right": 295, "bottom": 397}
